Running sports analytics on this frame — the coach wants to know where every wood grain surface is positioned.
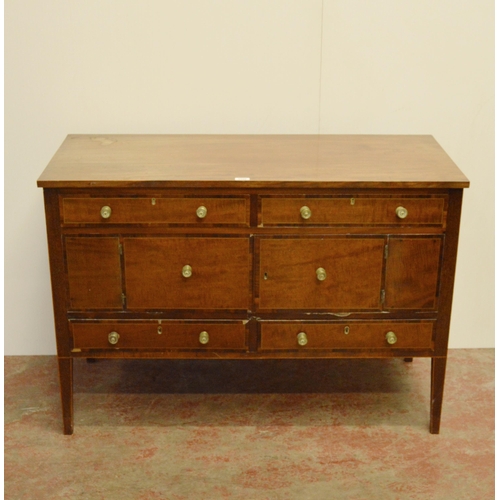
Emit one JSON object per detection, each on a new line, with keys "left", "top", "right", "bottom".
{"left": 261, "top": 196, "right": 445, "bottom": 225}
{"left": 38, "top": 135, "right": 467, "bottom": 434}
{"left": 62, "top": 196, "right": 249, "bottom": 225}
{"left": 71, "top": 321, "right": 248, "bottom": 350}
{"left": 65, "top": 237, "right": 123, "bottom": 310}
{"left": 385, "top": 237, "right": 443, "bottom": 310}
{"left": 257, "top": 237, "right": 385, "bottom": 310}
{"left": 123, "top": 237, "right": 251, "bottom": 310}
{"left": 259, "top": 321, "right": 434, "bottom": 350}
{"left": 37, "top": 135, "right": 469, "bottom": 188}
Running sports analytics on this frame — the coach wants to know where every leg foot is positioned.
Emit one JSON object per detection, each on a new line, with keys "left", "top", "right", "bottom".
{"left": 58, "top": 357, "right": 74, "bottom": 435}
{"left": 430, "top": 357, "right": 447, "bottom": 434}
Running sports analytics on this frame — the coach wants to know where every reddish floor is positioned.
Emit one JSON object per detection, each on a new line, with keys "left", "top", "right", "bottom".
{"left": 4, "top": 350, "right": 494, "bottom": 499}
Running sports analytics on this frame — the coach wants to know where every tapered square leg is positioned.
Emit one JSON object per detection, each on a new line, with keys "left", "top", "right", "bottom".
{"left": 58, "top": 357, "right": 74, "bottom": 435}
{"left": 430, "top": 357, "right": 447, "bottom": 434}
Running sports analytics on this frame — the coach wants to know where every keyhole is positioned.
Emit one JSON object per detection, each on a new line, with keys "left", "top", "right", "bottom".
{"left": 263, "top": 272, "right": 268, "bottom": 280}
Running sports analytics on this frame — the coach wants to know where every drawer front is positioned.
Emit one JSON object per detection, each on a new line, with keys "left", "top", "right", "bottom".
{"left": 257, "top": 237, "right": 384, "bottom": 310}
{"left": 261, "top": 197, "right": 445, "bottom": 226}
{"left": 259, "top": 321, "right": 434, "bottom": 351}
{"left": 62, "top": 197, "right": 249, "bottom": 225}
{"left": 71, "top": 321, "right": 248, "bottom": 350}
{"left": 124, "top": 237, "right": 251, "bottom": 310}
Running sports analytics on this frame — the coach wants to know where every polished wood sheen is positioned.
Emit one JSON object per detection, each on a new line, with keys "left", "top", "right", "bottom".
{"left": 38, "top": 134, "right": 468, "bottom": 435}
{"left": 123, "top": 237, "right": 251, "bottom": 310}
{"left": 65, "top": 237, "right": 122, "bottom": 310}
{"left": 259, "top": 321, "right": 434, "bottom": 350}
{"left": 385, "top": 237, "right": 443, "bottom": 309}
{"left": 257, "top": 237, "right": 385, "bottom": 310}
{"left": 261, "top": 197, "right": 445, "bottom": 226}
{"left": 71, "top": 321, "right": 248, "bottom": 350}
{"left": 38, "top": 135, "right": 470, "bottom": 188}
{"left": 62, "top": 196, "right": 249, "bottom": 225}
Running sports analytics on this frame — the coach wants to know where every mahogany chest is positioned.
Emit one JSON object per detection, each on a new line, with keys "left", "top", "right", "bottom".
{"left": 37, "top": 134, "right": 469, "bottom": 434}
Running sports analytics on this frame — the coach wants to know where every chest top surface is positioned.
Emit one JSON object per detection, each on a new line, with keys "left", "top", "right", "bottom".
{"left": 37, "top": 134, "right": 469, "bottom": 189}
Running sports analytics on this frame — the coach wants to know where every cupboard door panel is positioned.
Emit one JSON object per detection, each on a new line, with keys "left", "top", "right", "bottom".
{"left": 65, "top": 237, "right": 123, "bottom": 310}
{"left": 124, "top": 238, "right": 250, "bottom": 310}
{"left": 258, "top": 237, "right": 385, "bottom": 310}
{"left": 385, "top": 237, "right": 442, "bottom": 309}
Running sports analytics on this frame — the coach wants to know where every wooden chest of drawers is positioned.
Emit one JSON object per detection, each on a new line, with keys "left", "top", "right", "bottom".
{"left": 37, "top": 134, "right": 469, "bottom": 434}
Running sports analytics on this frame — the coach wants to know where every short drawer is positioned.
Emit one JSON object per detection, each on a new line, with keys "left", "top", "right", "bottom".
{"left": 71, "top": 321, "right": 248, "bottom": 350}
{"left": 62, "top": 196, "right": 249, "bottom": 225}
{"left": 259, "top": 321, "right": 434, "bottom": 350}
{"left": 260, "top": 197, "right": 445, "bottom": 226}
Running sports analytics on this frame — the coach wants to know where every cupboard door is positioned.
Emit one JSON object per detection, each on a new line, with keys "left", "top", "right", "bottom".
{"left": 65, "top": 237, "right": 123, "bottom": 310}
{"left": 385, "top": 237, "right": 442, "bottom": 309}
{"left": 123, "top": 238, "right": 250, "bottom": 310}
{"left": 257, "top": 237, "right": 385, "bottom": 310}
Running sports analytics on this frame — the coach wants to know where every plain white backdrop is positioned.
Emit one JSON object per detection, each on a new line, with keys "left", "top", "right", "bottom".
{"left": 5, "top": 1, "right": 493, "bottom": 354}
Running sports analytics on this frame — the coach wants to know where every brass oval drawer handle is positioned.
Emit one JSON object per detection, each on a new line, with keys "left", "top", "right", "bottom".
{"left": 182, "top": 265, "right": 192, "bottom": 278}
{"left": 395, "top": 206, "right": 408, "bottom": 219}
{"left": 199, "top": 331, "right": 209, "bottom": 345}
{"left": 300, "top": 206, "right": 312, "bottom": 220}
{"left": 316, "top": 267, "right": 327, "bottom": 281}
{"left": 196, "top": 205, "right": 207, "bottom": 219}
{"left": 385, "top": 331, "right": 397, "bottom": 345}
{"left": 108, "top": 331, "right": 120, "bottom": 345}
{"left": 297, "top": 331, "right": 308, "bottom": 346}
{"left": 100, "top": 205, "right": 112, "bottom": 219}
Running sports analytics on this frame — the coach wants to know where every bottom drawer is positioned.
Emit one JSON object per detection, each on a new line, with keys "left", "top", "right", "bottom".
{"left": 259, "top": 321, "right": 434, "bottom": 351}
{"left": 71, "top": 321, "right": 248, "bottom": 351}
